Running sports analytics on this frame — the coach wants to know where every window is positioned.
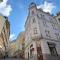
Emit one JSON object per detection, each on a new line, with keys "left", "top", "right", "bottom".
{"left": 55, "top": 33, "right": 59, "bottom": 39}
{"left": 47, "top": 42, "right": 58, "bottom": 56}
{"left": 43, "top": 21, "right": 48, "bottom": 27}
{"left": 37, "top": 14, "right": 45, "bottom": 19}
{"left": 32, "top": 10, "right": 34, "bottom": 14}
{"left": 49, "top": 16, "right": 53, "bottom": 21}
{"left": 52, "top": 23, "right": 58, "bottom": 30}
{"left": 33, "top": 18, "right": 36, "bottom": 23}
{"left": 30, "top": 44, "right": 33, "bottom": 48}
{"left": 37, "top": 14, "right": 41, "bottom": 19}
{"left": 41, "top": 14, "right": 45, "bottom": 20}
{"left": 34, "top": 28, "right": 37, "bottom": 34}
{"left": 58, "top": 18, "right": 60, "bottom": 22}
{"left": 52, "top": 24, "right": 55, "bottom": 29}
{"left": 45, "top": 30, "right": 50, "bottom": 37}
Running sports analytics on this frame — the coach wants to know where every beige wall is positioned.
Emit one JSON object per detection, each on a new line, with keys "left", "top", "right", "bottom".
{"left": 17, "top": 32, "right": 25, "bottom": 50}
{"left": 9, "top": 41, "right": 17, "bottom": 56}
{"left": 9, "top": 32, "right": 25, "bottom": 57}
{"left": 0, "top": 15, "right": 10, "bottom": 57}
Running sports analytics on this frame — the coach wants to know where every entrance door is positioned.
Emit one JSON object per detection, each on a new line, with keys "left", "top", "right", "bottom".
{"left": 37, "top": 47, "right": 43, "bottom": 60}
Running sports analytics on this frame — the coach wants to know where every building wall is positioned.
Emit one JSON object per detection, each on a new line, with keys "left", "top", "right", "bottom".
{"left": 16, "top": 32, "right": 25, "bottom": 58}
{"left": 25, "top": 3, "right": 60, "bottom": 60}
{"left": 0, "top": 15, "right": 10, "bottom": 57}
{"left": 55, "top": 13, "right": 60, "bottom": 29}
{"left": 17, "top": 32, "right": 25, "bottom": 50}
{"left": 9, "top": 40, "right": 17, "bottom": 57}
{"left": 9, "top": 32, "right": 25, "bottom": 58}
{"left": 40, "top": 39, "right": 60, "bottom": 60}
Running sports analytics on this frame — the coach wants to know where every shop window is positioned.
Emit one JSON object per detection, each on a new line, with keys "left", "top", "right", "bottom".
{"left": 47, "top": 42, "right": 58, "bottom": 56}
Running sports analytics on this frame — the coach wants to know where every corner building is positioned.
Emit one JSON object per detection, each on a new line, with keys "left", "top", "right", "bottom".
{"left": 25, "top": 3, "right": 60, "bottom": 60}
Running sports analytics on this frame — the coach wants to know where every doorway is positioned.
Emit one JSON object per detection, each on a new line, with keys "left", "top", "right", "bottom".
{"left": 37, "top": 47, "right": 43, "bottom": 60}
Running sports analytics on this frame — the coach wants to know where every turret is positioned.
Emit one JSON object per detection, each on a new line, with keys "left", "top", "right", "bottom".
{"left": 29, "top": 2, "right": 37, "bottom": 15}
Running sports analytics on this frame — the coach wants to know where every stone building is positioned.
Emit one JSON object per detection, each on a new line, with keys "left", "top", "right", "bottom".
{"left": 55, "top": 12, "right": 60, "bottom": 28}
{"left": 0, "top": 15, "right": 10, "bottom": 57}
{"left": 16, "top": 32, "right": 25, "bottom": 58}
{"left": 25, "top": 3, "right": 60, "bottom": 60}
{"left": 9, "top": 32, "right": 25, "bottom": 58}
{"left": 9, "top": 40, "right": 17, "bottom": 57}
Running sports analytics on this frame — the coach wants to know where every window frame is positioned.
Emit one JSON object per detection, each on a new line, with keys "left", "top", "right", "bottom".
{"left": 34, "top": 27, "right": 38, "bottom": 34}
{"left": 33, "top": 18, "right": 36, "bottom": 23}
{"left": 45, "top": 30, "right": 50, "bottom": 37}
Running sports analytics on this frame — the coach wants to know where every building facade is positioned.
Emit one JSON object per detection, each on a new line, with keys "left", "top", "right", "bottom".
{"left": 25, "top": 3, "right": 60, "bottom": 60}
{"left": 55, "top": 12, "right": 60, "bottom": 28}
{"left": 16, "top": 32, "right": 25, "bottom": 58}
{"left": 9, "top": 32, "right": 25, "bottom": 58}
{"left": 0, "top": 15, "right": 10, "bottom": 57}
{"left": 9, "top": 40, "right": 17, "bottom": 57}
